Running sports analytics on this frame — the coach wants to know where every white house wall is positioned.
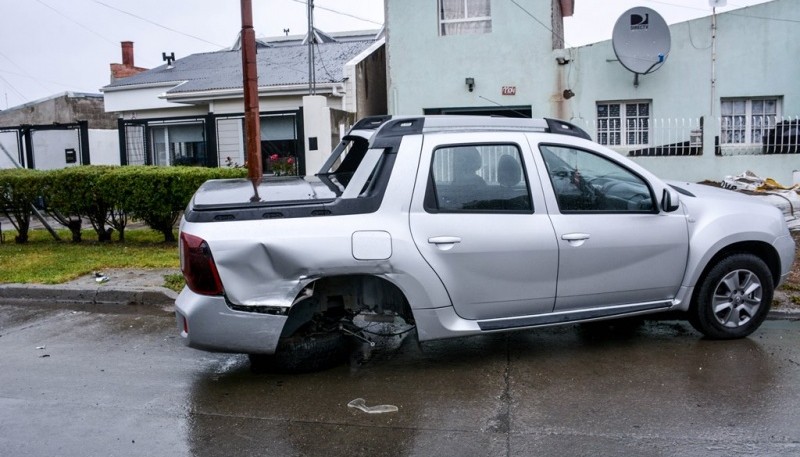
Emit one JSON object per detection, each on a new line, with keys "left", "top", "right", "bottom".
{"left": 88, "top": 129, "right": 120, "bottom": 165}
{"left": 114, "top": 105, "right": 210, "bottom": 120}
{"left": 568, "top": 0, "right": 800, "bottom": 183}
{"left": 103, "top": 85, "right": 182, "bottom": 113}
{"left": 31, "top": 130, "right": 80, "bottom": 170}
{"left": 0, "top": 131, "right": 22, "bottom": 169}
{"left": 386, "top": 0, "right": 563, "bottom": 116}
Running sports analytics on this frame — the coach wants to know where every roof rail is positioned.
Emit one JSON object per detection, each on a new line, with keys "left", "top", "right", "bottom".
{"left": 544, "top": 118, "right": 591, "bottom": 140}
{"left": 351, "top": 115, "right": 393, "bottom": 131}
{"left": 368, "top": 115, "right": 592, "bottom": 150}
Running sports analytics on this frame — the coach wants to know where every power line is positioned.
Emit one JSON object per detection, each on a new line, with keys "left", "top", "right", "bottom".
{"left": 642, "top": 0, "right": 709, "bottom": 13}
{"left": 90, "top": 0, "right": 227, "bottom": 48}
{"left": 0, "top": 74, "right": 28, "bottom": 103}
{"left": 508, "top": 0, "right": 571, "bottom": 48}
{"left": 727, "top": 11, "right": 800, "bottom": 23}
{"left": 314, "top": 42, "right": 336, "bottom": 82}
{"left": 0, "top": 68, "right": 80, "bottom": 90}
{"left": 286, "top": 0, "right": 383, "bottom": 26}
{"left": 34, "top": 0, "right": 118, "bottom": 46}
{"left": 643, "top": 0, "right": 800, "bottom": 23}
{"left": 0, "top": 50, "right": 54, "bottom": 93}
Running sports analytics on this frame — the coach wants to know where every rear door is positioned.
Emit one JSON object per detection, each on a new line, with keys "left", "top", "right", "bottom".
{"left": 409, "top": 133, "right": 559, "bottom": 320}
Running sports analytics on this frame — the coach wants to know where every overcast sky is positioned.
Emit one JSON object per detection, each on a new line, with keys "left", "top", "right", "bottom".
{"left": 0, "top": 0, "right": 773, "bottom": 110}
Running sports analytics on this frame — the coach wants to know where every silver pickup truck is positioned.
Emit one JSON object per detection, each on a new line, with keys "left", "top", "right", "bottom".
{"left": 176, "top": 116, "right": 795, "bottom": 372}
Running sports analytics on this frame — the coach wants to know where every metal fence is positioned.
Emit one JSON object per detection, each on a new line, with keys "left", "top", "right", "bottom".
{"left": 717, "top": 115, "right": 800, "bottom": 156}
{"left": 576, "top": 118, "right": 703, "bottom": 157}
{"left": 577, "top": 116, "right": 800, "bottom": 157}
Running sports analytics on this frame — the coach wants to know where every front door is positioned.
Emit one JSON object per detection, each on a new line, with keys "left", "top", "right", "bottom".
{"left": 409, "top": 134, "right": 559, "bottom": 320}
{"left": 536, "top": 143, "right": 689, "bottom": 311}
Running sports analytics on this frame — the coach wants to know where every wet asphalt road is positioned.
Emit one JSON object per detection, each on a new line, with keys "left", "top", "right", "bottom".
{"left": 2, "top": 304, "right": 800, "bottom": 457}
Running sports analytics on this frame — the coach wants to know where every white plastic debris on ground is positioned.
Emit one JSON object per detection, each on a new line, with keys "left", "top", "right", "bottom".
{"left": 721, "top": 171, "right": 800, "bottom": 230}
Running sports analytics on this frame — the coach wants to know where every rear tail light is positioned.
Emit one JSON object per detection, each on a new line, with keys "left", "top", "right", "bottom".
{"left": 180, "top": 232, "right": 224, "bottom": 295}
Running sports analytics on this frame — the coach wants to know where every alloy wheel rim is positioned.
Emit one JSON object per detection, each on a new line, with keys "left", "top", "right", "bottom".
{"left": 711, "top": 269, "right": 762, "bottom": 328}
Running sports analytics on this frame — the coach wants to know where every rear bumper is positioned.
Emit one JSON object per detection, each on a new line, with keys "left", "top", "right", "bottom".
{"left": 175, "top": 287, "right": 287, "bottom": 354}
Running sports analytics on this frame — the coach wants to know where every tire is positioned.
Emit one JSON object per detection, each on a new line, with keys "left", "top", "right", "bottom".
{"left": 689, "top": 253, "right": 773, "bottom": 339}
{"left": 249, "top": 331, "right": 349, "bottom": 374}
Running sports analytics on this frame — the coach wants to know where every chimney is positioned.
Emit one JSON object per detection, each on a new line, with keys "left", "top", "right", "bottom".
{"left": 110, "top": 41, "right": 148, "bottom": 82}
{"left": 121, "top": 41, "right": 134, "bottom": 67}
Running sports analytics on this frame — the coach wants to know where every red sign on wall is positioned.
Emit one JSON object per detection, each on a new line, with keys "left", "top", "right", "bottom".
{"left": 502, "top": 86, "right": 517, "bottom": 96}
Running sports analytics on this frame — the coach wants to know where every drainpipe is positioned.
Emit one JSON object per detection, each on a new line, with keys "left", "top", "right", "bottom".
{"left": 241, "top": 0, "right": 262, "bottom": 200}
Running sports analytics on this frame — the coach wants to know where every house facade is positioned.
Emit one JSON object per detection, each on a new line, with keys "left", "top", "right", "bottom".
{"left": 567, "top": 0, "right": 800, "bottom": 182}
{"left": 102, "top": 31, "right": 386, "bottom": 175}
{"left": 386, "top": 0, "right": 574, "bottom": 119}
{"left": 0, "top": 92, "right": 119, "bottom": 170}
{"left": 385, "top": 0, "right": 799, "bottom": 183}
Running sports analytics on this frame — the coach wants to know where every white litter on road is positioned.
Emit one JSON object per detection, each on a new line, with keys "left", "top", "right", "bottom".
{"left": 721, "top": 171, "right": 800, "bottom": 231}
{"left": 347, "top": 398, "right": 398, "bottom": 414}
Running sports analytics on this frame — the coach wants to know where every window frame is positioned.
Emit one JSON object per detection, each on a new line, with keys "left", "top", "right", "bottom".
{"left": 596, "top": 101, "right": 651, "bottom": 147}
{"left": 720, "top": 97, "right": 781, "bottom": 145}
{"left": 538, "top": 143, "right": 658, "bottom": 215}
{"left": 424, "top": 142, "right": 534, "bottom": 214}
{"left": 149, "top": 121, "right": 206, "bottom": 166}
{"left": 438, "top": 0, "right": 492, "bottom": 36}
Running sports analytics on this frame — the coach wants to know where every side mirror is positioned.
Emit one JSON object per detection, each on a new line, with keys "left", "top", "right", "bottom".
{"left": 661, "top": 188, "right": 680, "bottom": 213}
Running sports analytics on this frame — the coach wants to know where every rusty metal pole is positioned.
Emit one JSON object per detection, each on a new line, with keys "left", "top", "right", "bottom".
{"left": 241, "top": 0, "right": 262, "bottom": 199}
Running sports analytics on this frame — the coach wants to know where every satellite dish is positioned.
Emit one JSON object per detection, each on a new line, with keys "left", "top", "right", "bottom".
{"left": 612, "top": 7, "right": 671, "bottom": 84}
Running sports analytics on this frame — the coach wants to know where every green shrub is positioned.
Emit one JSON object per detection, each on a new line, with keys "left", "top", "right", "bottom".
{"left": 0, "top": 168, "right": 47, "bottom": 243}
{"left": 2, "top": 165, "right": 247, "bottom": 243}
{"left": 43, "top": 166, "right": 120, "bottom": 242}
{"left": 105, "top": 166, "right": 246, "bottom": 242}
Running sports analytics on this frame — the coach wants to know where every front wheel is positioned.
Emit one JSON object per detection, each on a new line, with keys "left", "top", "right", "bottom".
{"left": 689, "top": 253, "right": 773, "bottom": 339}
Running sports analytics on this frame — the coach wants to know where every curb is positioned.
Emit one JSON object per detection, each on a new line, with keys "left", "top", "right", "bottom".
{"left": 0, "top": 284, "right": 178, "bottom": 307}
{"left": 2, "top": 283, "right": 799, "bottom": 321}
{"left": 768, "top": 310, "right": 800, "bottom": 320}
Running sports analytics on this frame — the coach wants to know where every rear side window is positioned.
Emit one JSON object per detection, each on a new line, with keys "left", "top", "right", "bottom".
{"left": 425, "top": 144, "right": 533, "bottom": 213}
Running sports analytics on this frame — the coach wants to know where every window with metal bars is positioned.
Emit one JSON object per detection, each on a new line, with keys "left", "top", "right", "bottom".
{"left": 596, "top": 101, "right": 650, "bottom": 147}
{"left": 720, "top": 98, "right": 780, "bottom": 144}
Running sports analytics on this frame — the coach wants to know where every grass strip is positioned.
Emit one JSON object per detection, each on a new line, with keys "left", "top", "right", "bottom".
{"left": 0, "top": 228, "right": 178, "bottom": 284}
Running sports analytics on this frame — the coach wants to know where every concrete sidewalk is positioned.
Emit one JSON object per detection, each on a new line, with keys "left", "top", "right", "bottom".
{"left": 0, "top": 268, "right": 179, "bottom": 309}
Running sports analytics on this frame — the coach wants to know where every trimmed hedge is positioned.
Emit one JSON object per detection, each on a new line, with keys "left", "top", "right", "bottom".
{"left": 0, "top": 168, "right": 47, "bottom": 243}
{"left": 0, "top": 165, "right": 247, "bottom": 243}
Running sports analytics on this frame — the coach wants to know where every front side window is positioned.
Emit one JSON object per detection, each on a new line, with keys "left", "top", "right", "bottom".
{"left": 426, "top": 144, "right": 532, "bottom": 212}
{"left": 721, "top": 97, "right": 780, "bottom": 144}
{"left": 540, "top": 144, "right": 655, "bottom": 213}
{"left": 439, "top": 0, "right": 492, "bottom": 36}
{"left": 597, "top": 101, "right": 650, "bottom": 146}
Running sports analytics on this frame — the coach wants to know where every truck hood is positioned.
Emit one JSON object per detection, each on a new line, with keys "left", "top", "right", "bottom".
{"left": 191, "top": 177, "right": 338, "bottom": 210}
{"left": 667, "top": 180, "right": 763, "bottom": 202}
{"left": 667, "top": 180, "right": 789, "bottom": 233}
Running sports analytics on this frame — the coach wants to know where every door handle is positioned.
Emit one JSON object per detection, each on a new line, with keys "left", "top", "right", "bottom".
{"left": 561, "top": 233, "right": 590, "bottom": 241}
{"left": 428, "top": 236, "right": 462, "bottom": 245}
{"left": 561, "top": 233, "right": 590, "bottom": 247}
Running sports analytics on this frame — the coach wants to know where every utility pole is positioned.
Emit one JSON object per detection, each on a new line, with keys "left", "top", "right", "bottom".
{"left": 308, "top": 0, "right": 316, "bottom": 95}
{"left": 240, "top": 0, "right": 262, "bottom": 200}
{"left": 710, "top": 6, "right": 717, "bottom": 116}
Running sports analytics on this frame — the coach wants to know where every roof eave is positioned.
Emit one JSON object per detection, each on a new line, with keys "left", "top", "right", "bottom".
{"left": 162, "top": 83, "right": 344, "bottom": 103}
{"left": 101, "top": 81, "right": 185, "bottom": 93}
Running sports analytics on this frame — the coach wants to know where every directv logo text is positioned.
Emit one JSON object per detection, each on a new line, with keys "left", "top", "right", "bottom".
{"left": 630, "top": 13, "right": 649, "bottom": 30}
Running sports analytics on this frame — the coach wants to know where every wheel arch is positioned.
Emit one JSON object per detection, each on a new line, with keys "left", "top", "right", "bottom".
{"left": 282, "top": 273, "right": 416, "bottom": 337}
{"left": 690, "top": 240, "right": 780, "bottom": 308}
